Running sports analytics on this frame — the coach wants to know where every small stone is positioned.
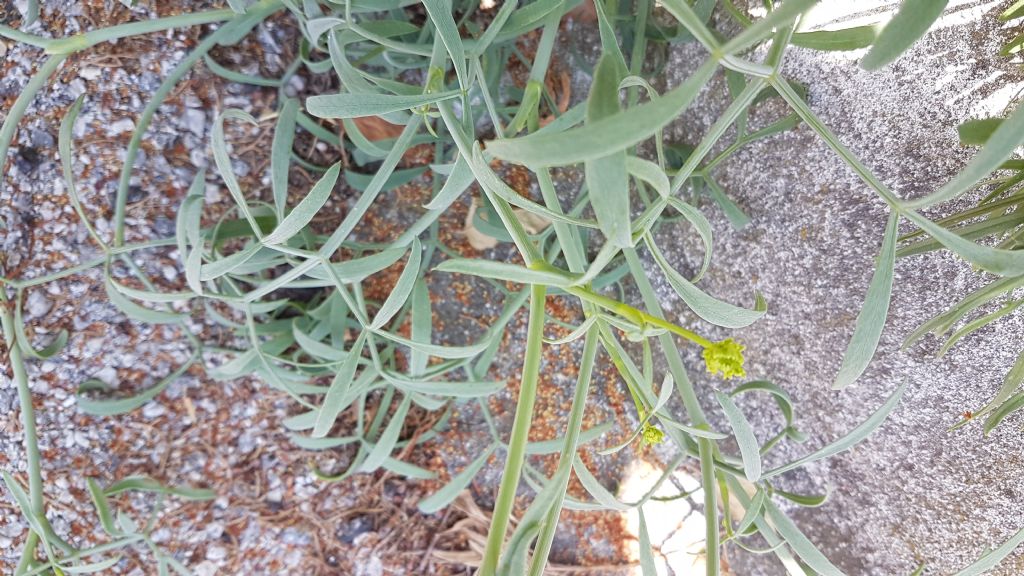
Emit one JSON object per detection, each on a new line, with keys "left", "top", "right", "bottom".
{"left": 79, "top": 67, "right": 102, "bottom": 80}
{"left": 206, "top": 545, "right": 227, "bottom": 561}
{"left": 154, "top": 216, "right": 175, "bottom": 237}
{"left": 337, "top": 516, "right": 374, "bottom": 545}
{"left": 25, "top": 291, "right": 51, "bottom": 319}
{"left": 68, "top": 78, "right": 87, "bottom": 98}
{"left": 161, "top": 265, "right": 178, "bottom": 282}
{"left": 95, "top": 366, "right": 118, "bottom": 386}
{"left": 1, "top": 523, "right": 24, "bottom": 538}
{"left": 107, "top": 118, "right": 135, "bottom": 135}
{"left": 30, "top": 129, "right": 54, "bottom": 148}
{"left": 110, "top": 185, "right": 147, "bottom": 208}
{"left": 15, "top": 146, "right": 42, "bottom": 173}
{"left": 85, "top": 338, "right": 104, "bottom": 355}
{"left": 142, "top": 402, "right": 166, "bottom": 419}
{"left": 205, "top": 522, "right": 224, "bottom": 539}
{"left": 354, "top": 555, "right": 383, "bottom": 576}
{"left": 194, "top": 561, "right": 217, "bottom": 576}
{"left": 184, "top": 108, "right": 206, "bottom": 137}
{"left": 190, "top": 147, "right": 208, "bottom": 169}
{"left": 205, "top": 183, "right": 222, "bottom": 203}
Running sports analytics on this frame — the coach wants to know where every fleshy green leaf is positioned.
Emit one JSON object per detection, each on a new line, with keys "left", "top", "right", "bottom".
{"left": 418, "top": 444, "right": 498, "bottom": 513}
{"left": 485, "top": 59, "right": 717, "bottom": 167}
{"left": 646, "top": 235, "right": 766, "bottom": 329}
{"left": 370, "top": 239, "right": 422, "bottom": 329}
{"left": 958, "top": 118, "right": 1004, "bottom": 146}
{"left": 952, "top": 524, "right": 1024, "bottom": 575}
{"left": 792, "top": 25, "right": 878, "bottom": 51}
{"left": 262, "top": 162, "right": 341, "bottom": 245}
{"left": 360, "top": 394, "right": 412, "bottom": 472}
{"left": 715, "top": 391, "right": 761, "bottom": 482}
{"left": 435, "top": 259, "right": 578, "bottom": 287}
{"left": 306, "top": 90, "right": 461, "bottom": 118}
{"left": 313, "top": 331, "right": 367, "bottom": 438}
{"left": 764, "top": 499, "right": 844, "bottom": 576}
{"left": 833, "top": 211, "right": 898, "bottom": 390}
{"left": 905, "top": 102, "right": 1024, "bottom": 209}
{"left": 764, "top": 382, "right": 907, "bottom": 479}
{"left": 860, "top": 0, "right": 949, "bottom": 71}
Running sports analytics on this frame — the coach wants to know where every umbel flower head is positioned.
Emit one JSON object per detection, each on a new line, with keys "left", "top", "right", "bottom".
{"left": 641, "top": 424, "right": 665, "bottom": 446}
{"left": 702, "top": 338, "right": 746, "bottom": 380}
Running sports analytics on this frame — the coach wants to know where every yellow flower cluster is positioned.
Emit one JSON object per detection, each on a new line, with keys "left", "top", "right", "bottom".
{"left": 702, "top": 338, "right": 746, "bottom": 380}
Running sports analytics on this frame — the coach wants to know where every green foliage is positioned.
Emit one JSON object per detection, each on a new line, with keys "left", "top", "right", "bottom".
{"left": 1, "top": 1, "right": 1023, "bottom": 575}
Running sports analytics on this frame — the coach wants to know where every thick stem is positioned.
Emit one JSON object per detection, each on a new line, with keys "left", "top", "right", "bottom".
{"left": 622, "top": 248, "right": 708, "bottom": 425}
{"left": 527, "top": 330, "right": 599, "bottom": 576}
{"left": 479, "top": 283, "right": 548, "bottom": 576}
{"left": 699, "top": 437, "right": 720, "bottom": 576}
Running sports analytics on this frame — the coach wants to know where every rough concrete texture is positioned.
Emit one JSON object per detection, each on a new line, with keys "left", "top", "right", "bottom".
{"left": 647, "top": 1, "right": 1024, "bottom": 574}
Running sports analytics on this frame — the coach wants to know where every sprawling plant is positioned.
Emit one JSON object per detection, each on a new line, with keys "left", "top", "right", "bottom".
{"left": 2, "top": 1, "right": 1024, "bottom": 575}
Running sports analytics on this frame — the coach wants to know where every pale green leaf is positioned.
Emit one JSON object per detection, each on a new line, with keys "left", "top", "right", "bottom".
{"left": 418, "top": 444, "right": 498, "bottom": 513}
{"left": 833, "top": 211, "right": 898, "bottom": 390}
{"left": 370, "top": 239, "right": 422, "bottom": 329}
{"left": 716, "top": 391, "right": 761, "bottom": 482}
{"left": 861, "top": 0, "right": 949, "bottom": 71}
{"left": 262, "top": 162, "right": 341, "bottom": 245}
{"left": 306, "top": 90, "right": 461, "bottom": 118}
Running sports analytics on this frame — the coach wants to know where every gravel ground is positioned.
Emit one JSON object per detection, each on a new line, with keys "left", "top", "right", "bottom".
{"left": 0, "top": 2, "right": 636, "bottom": 575}
{"left": 1, "top": 3, "right": 455, "bottom": 575}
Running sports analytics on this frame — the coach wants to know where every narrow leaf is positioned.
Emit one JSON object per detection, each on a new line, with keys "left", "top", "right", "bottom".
{"left": 861, "top": 0, "right": 949, "bottom": 71}
{"left": 485, "top": 59, "right": 717, "bottom": 167}
{"left": 418, "top": 444, "right": 498, "bottom": 513}
{"left": 904, "top": 102, "right": 1024, "bottom": 209}
{"left": 435, "top": 259, "right": 577, "bottom": 287}
{"left": 791, "top": 25, "right": 878, "bottom": 51}
{"left": 952, "top": 524, "right": 1024, "bottom": 576}
{"left": 361, "top": 395, "right": 412, "bottom": 472}
{"left": 271, "top": 98, "right": 299, "bottom": 217}
{"left": 307, "top": 90, "right": 461, "bottom": 118}
{"left": 764, "top": 500, "right": 844, "bottom": 576}
{"left": 313, "top": 331, "right": 367, "bottom": 437}
{"left": 764, "top": 382, "right": 906, "bottom": 479}
{"left": 262, "top": 162, "right": 341, "bottom": 245}
{"left": 370, "top": 239, "right": 422, "bottom": 329}
{"left": 716, "top": 391, "right": 761, "bottom": 482}
{"left": 833, "top": 211, "right": 898, "bottom": 390}
{"left": 647, "top": 236, "right": 766, "bottom": 329}
{"left": 957, "top": 118, "right": 1003, "bottom": 146}
{"left": 638, "top": 508, "right": 658, "bottom": 576}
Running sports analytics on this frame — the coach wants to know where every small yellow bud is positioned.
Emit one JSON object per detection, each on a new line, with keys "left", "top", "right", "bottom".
{"left": 702, "top": 338, "right": 746, "bottom": 380}
{"left": 641, "top": 424, "right": 665, "bottom": 446}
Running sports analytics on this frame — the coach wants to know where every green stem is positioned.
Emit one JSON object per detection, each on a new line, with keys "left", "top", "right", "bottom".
{"left": 526, "top": 330, "right": 598, "bottom": 576}
{"left": 527, "top": 169, "right": 597, "bottom": 574}
{"left": 622, "top": 248, "right": 707, "bottom": 425}
{"left": 699, "top": 436, "right": 720, "bottom": 576}
{"left": 479, "top": 283, "right": 548, "bottom": 576}
{"left": 0, "top": 291, "right": 46, "bottom": 569}
{"left": 45, "top": 9, "right": 235, "bottom": 54}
